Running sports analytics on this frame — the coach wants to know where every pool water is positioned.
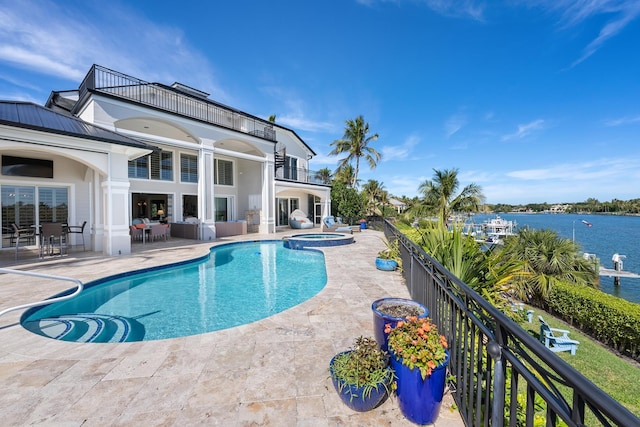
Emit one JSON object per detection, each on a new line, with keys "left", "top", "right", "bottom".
{"left": 21, "top": 241, "right": 327, "bottom": 343}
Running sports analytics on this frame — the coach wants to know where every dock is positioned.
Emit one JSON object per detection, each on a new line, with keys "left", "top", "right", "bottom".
{"left": 599, "top": 267, "right": 640, "bottom": 279}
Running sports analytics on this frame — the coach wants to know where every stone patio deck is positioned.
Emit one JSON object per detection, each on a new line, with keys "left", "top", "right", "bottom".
{"left": 0, "top": 230, "right": 464, "bottom": 426}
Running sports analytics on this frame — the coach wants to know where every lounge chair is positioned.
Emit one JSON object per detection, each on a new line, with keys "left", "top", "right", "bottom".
{"left": 538, "top": 315, "right": 579, "bottom": 355}
{"left": 322, "top": 216, "right": 352, "bottom": 233}
{"left": 289, "top": 209, "right": 314, "bottom": 229}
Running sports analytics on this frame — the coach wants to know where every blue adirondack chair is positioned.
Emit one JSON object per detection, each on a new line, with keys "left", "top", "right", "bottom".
{"left": 538, "top": 316, "right": 579, "bottom": 355}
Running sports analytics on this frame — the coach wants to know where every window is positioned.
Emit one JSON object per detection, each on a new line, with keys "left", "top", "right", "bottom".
{"left": 128, "top": 156, "right": 148, "bottom": 179}
{"left": 180, "top": 154, "right": 198, "bottom": 183}
{"left": 215, "top": 196, "right": 234, "bottom": 221}
{"left": 284, "top": 156, "right": 298, "bottom": 180}
{"left": 128, "top": 150, "right": 173, "bottom": 181}
{"left": 276, "top": 197, "right": 299, "bottom": 226}
{"left": 2, "top": 155, "right": 53, "bottom": 178}
{"left": 214, "top": 159, "right": 233, "bottom": 186}
{"left": 39, "top": 187, "right": 68, "bottom": 223}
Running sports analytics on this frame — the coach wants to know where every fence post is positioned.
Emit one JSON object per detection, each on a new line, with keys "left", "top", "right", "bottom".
{"left": 488, "top": 340, "right": 505, "bottom": 427}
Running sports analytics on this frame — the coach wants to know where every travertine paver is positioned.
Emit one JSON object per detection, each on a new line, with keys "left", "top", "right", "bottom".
{"left": 0, "top": 230, "right": 464, "bottom": 426}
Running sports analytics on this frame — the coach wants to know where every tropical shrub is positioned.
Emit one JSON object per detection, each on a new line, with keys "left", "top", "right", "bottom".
{"left": 547, "top": 281, "right": 640, "bottom": 360}
{"left": 496, "top": 227, "right": 598, "bottom": 305}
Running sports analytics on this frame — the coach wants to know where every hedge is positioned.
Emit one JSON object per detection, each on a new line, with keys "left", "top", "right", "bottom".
{"left": 546, "top": 282, "right": 640, "bottom": 360}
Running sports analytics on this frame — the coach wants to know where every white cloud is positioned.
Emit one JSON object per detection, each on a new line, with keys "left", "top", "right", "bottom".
{"left": 421, "top": 0, "right": 485, "bottom": 21}
{"left": 0, "top": 0, "right": 223, "bottom": 99}
{"left": 501, "top": 119, "right": 545, "bottom": 141}
{"left": 444, "top": 113, "right": 467, "bottom": 138}
{"left": 604, "top": 115, "right": 640, "bottom": 126}
{"left": 530, "top": 0, "right": 640, "bottom": 66}
{"left": 381, "top": 134, "right": 420, "bottom": 161}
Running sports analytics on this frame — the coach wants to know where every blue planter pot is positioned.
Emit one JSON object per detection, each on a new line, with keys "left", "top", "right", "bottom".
{"left": 390, "top": 350, "right": 449, "bottom": 425}
{"left": 371, "top": 298, "right": 428, "bottom": 352}
{"left": 375, "top": 258, "right": 398, "bottom": 271}
{"left": 329, "top": 351, "right": 390, "bottom": 412}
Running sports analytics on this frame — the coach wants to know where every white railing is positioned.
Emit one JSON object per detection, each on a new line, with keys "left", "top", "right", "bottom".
{"left": 0, "top": 268, "right": 83, "bottom": 318}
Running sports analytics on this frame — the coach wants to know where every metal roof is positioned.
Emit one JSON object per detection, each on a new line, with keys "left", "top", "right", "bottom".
{"left": 0, "top": 101, "right": 157, "bottom": 150}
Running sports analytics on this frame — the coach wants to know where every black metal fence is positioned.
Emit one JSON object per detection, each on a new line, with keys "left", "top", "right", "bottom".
{"left": 77, "top": 65, "right": 276, "bottom": 142}
{"left": 384, "top": 220, "right": 640, "bottom": 427}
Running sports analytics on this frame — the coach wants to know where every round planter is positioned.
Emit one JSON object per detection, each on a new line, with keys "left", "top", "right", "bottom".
{"left": 375, "top": 257, "right": 398, "bottom": 271}
{"left": 329, "top": 351, "right": 390, "bottom": 412}
{"left": 390, "top": 350, "right": 449, "bottom": 425}
{"left": 371, "top": 298, "right": 428, "bottom": 352}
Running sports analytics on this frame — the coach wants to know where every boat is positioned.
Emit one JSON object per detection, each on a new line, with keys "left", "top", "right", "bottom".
{"left": 465, "top": 215, "right": 517, "bottom": 245}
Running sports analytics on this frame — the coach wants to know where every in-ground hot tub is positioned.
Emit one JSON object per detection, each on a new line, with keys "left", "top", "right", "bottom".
{"left": 283, "top": 232, "right": 354, "bottom": 250}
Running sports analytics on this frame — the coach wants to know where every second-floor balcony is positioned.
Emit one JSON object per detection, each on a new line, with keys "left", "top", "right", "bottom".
{"left": 76, "top": 65, "right": 276, "bottom": 142}
{"left": 275, "top": 166, "right": 331, "bottom": 186}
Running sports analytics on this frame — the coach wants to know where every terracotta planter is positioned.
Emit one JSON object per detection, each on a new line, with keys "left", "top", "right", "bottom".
{"left": 371, "top": 298, "right": 428, "bottom": 352}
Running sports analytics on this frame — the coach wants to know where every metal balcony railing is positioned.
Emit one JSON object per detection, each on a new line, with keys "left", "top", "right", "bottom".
{"left": 275, "top": 166, "right": 331, "bottom": 186}
{"left": 76, "top": 65, "right": 276, "bottom": 142}
{"left": 383, "top": 220, "right": 640, "bottom": 427}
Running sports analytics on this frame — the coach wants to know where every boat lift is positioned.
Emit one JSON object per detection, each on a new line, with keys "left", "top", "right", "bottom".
{"left": 597, "top": 253, "right": 640, "bottom": 285}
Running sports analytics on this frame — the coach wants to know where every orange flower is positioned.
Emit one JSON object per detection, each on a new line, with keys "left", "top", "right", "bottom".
{"left": 440, "top": 335, "right": 448, "bottom": 348}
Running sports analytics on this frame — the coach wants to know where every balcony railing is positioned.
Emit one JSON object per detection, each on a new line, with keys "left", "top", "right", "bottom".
{"left": 275, "top": 166, "right": 331, "bottom": 186}
{"left": 76, "top": 65, "right": 276, "bottom": 142}
{"left": 383, "top": 220, "right": 639, "bottom": 427}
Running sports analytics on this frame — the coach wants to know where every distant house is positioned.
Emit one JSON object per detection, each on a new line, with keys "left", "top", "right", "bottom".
{"left": 1, "top": 65, "right": 331, "bottom": 255}
{"left": 388, "top": 198, "right": 407, "bottom": 214}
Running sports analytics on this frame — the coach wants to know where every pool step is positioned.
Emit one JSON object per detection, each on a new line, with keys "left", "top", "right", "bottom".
{"left": 23, "top": 313, "right": 145, "bottom": 343}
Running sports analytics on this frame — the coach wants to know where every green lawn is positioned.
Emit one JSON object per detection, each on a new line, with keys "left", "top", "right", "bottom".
{"left": 523, "top": 309, "right": 640, "bottom": 418}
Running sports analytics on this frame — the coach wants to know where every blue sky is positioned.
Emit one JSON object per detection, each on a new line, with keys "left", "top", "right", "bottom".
{"left": 1, "top": 0, "right": 639, "bottom": 204}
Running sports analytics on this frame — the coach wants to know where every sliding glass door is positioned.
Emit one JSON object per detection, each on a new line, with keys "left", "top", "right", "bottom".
{"left": 1, "top": 185, "right": 68, "bottom": 248}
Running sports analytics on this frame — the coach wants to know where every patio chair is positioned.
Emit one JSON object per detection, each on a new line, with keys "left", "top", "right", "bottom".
{"left": 130, "top": 225, "right": 143, "bottom": 242}
{"left": 538, "top": 315, "right": 579, "bottom": 355}
{"left": 289, "top": 209, "right": 313, "bottom": 229}
{"left": 149, "top": 223, "right": 167, "bottom": 242}
{"left": 12, "top": 223, "right": 36, "bottom": 260}
{"left": 67, "top": 220, "right": 87, "bottom": 251}
{"left": 40, "top": 222, "right": 68, "bottom": 257}
{"left": 322, "top": 216, "right": 353, "bottom": 233}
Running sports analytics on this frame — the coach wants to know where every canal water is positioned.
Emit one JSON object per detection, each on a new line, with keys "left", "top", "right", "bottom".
{"left": 470, "top": 213, "right": 640, "bottom": 305}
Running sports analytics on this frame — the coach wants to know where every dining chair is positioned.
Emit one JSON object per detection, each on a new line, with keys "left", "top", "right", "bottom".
{"left": 41, "top": 222, "right": 67, "bottom": 256}
{"left": 12, "top": 223, "right": 36, "bottom": 260}
{"left": 67, "top": 221, "right": 87, "bottom": 251}
{"left": 149, "top": 223, "right": 167, "bottom": 242}
{"left": 130, "top": 225, "right": 143, "bottom": 242}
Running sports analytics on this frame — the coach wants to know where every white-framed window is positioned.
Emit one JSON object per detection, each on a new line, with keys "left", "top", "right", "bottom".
{"left": 284, "top": 156, "right": 298, "bottom": 180}
{"left": 180, "top": 153, "right": 198, "bottom": 183}
{"left": 276, "top": 197, "right": 299, "bottom": 226}
{"left": 128, "top": 150, "right": 173, "bottom": 181}
{"left": 215, "top": 196, "right": 234, "bottom": 221}
{"left": 214, "top": 158, "right": 233, "bottom": 186}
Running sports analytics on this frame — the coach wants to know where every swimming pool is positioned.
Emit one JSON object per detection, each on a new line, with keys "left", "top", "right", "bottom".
{"left": 21, "top": 241, "right": 327, "bottom": 343}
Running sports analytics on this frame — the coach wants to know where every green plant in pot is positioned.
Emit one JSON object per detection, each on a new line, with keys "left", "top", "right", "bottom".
{"left": 329, "top": 336, "right": 394, "bottom": 412}
{"left": 386, "top": 316, "right": 450, "bottom": 424}
{"left": 376, "top": 237, "right": 401, "bottom": 271}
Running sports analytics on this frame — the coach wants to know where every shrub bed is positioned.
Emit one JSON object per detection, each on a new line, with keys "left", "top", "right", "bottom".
{"left": 546, "top": 281, "right": 640, "bottom": 360}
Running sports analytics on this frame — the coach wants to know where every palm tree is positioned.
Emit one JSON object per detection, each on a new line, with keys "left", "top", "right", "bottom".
{"left": 329, "top": 115, "right": 381, "bottom": 188}
{"left": 334, "top": 164, "right": 358, "bottom": 187}
{"left": 417, "top": 168, "right": 484, "bottom": 226}
{"left": 497, "top": 227, "right": 598, "bottom": 304}
{"left": 362, "top": 179, "right": 387, "bottom": 216}
{"left": 314, "top": 167, "right": 333, "bottom": 184}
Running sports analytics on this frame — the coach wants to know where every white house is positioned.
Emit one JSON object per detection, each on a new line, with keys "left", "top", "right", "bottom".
{"left": 1, "top": 65, "right": 331, "bottom": 256}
